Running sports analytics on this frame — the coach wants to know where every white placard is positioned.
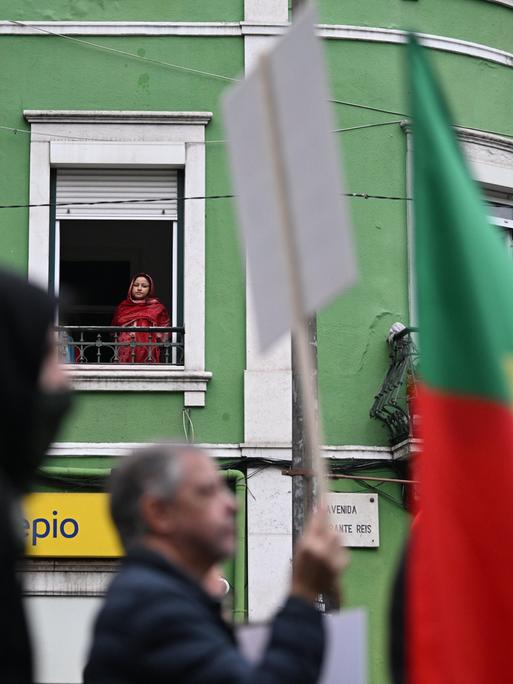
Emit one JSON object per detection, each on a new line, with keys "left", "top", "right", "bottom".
{"left": 327, "top": 493, "right": 380, "bottom": 547}
{"left": 238, "top": 609, "right": 367, "bottom": 684}
{"left": 222, "top": 3, "right": 357, "bottom": 350}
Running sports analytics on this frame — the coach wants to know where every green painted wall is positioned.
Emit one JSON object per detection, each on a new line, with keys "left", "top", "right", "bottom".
{"left": 0, "top": 33, "right": 245, "bottom": 443}
{"left": 316, "top": 0, "right": 513, "bottom": 54}
{"left": 1, "top": 6, "right": 509, "bottom": 681}
{"left": 331, "top": 468, "right": 410, "bottom": 684}
{"left": 1, "top": 23, "right": 511, "bottom": 447}
{"left": 0, "top": 0, "right": 243, "bottom": 22}
{"left": 319, "top": 39, "right": 513, "bottom": 445}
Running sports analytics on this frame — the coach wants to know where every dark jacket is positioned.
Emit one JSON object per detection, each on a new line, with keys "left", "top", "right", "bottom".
{"left": 84, "top": 546, "right": 325, "bottom": 684}
{"left": 0, "top": 480, "right": 33, "bottom": 684}
{"left": 0, "top": 269, "right": 58, "bottom": 684}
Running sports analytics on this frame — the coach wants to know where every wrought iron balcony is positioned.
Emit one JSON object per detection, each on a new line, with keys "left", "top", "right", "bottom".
{"left": 56, "top": 326, "right": 184, "bottom": 365}
{"left": 370, "top": 324, "right": 418, "bottom": 445}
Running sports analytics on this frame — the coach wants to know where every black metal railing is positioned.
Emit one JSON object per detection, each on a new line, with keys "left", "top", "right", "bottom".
{"left": 370, "top": 326, "right": 418, "bottom": 445}
{"left": 56, "top": 326, "right": 185, "bottom": 365}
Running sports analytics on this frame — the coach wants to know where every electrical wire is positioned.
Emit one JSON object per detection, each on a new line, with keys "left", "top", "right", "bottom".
{"left": 330, "top": 98, "right": 407, "bottom": 118}
{"left": 0, "top": 118, "right": 402, "bottom": 145}
{"left": 35, "top": 457, "right": 411, "bottom": 507}
{"left": 347, "top": 476, "right": 405, "bottom": 509}
{"left": 182, "top": 408, "right": 195, "bottom": 443}
{"left": 8, "top": 21, "right": 512, "bottom": 142}
{"left": 0, "top": 123, "right": 228, "bottom": 145}
{"left": 5, "top": 21, "right": 412, "bottom": 123}
{"left": 9, "top": 20, "right": 238, "bottom": 83}
{"left": 0, "top": 191, "right": 411, "bottom": 211}
{"left": 332, "top": 119, "right": 403, "bottom": 133}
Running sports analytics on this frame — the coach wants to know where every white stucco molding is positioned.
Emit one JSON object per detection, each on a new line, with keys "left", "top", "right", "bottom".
{"left": 242, "top": 17, "right": 292, "bottom": 452}
{"left": 243, "top": 23, "right": 513, "bottom": 69}
{"left": 5, "top": 22, "right": 513, "bottom": 69}
{"left": 64, "top": 366, "right": 211, "bottom": 397}
{"left": 402, "top": 121, "right": 513, "bottom": 190}
{"left": 49, "top": 141, "right": 185, "bottom": 166}
{"left": 244, "top": 0, "right": 288, "bottom": 23}
{"left": 24, "top": 110, "right": 211, "bottom": 404}
{"left": 241, "top": 443, "right": 404, "bottom": 461}
{"left": 317, "top": 25, "right": 513, "bottom": 68}
{"left": 402, "top": 121, "right": 513, "bottom": 325}
{"left": 455, "top": 128, "right": 513, "bottom": 189}
{"left": 247, "top": 466, "right": 291, "bottom": 620}
{"left": 47, "top": 441, "right": 239, "bottom": 458}
{"left": 48, "top": 441, "right": 400, "bottom": 460}
{"left": 0, "top": 20, "right": 511, "bottom": 70}
{"left": 24, "top": 110, "right": 213, "bottom": 126}
{"left": 392, "top": 438, "right": 420, "bottom": 460}
{"left": 1, "top": 21, "right": 243, "bottom": 36}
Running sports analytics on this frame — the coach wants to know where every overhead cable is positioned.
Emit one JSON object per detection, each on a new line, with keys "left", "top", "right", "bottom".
{"left": 9, "top": 19, "right": 238, "bottom": 82}
{"left": 0, "top": 192, "right": 411, "bottom": 210}
{"left": 330, "top": 98, "right": 407, "bottom": 118}
{"left": 0, "top": 118, "right": 402, "bottom": 144}
{"left": 5, "top": 21, "right": 409, "bottom": 119}
{"left": 8, "top": 20, "right": 511, "bottom": 141}
{"left": 332, "top": 119, "right": 403, "bottom": 133}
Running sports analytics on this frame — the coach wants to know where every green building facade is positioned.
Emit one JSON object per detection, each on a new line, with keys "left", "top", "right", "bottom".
{"left": 1, "top": 1, "right": 512, "bottom": 682}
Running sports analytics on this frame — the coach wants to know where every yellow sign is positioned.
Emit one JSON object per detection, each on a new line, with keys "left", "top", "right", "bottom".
{"left": 23, "top": 493, "right": 123, "bottom": 557}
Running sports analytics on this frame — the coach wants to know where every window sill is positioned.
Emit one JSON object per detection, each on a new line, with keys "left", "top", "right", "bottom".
{"left": 62, "top": 364, "right": 212, "bottom": 406}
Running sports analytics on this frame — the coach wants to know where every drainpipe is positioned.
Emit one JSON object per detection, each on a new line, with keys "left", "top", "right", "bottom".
{"left": 39, "top": 467, "right": 108, "bottom": 478}
{"left": 37, "top": 465, "right": 248, "bottom": 623}
{"left": 222, "top": 469, "right": 247, "bottom": 623}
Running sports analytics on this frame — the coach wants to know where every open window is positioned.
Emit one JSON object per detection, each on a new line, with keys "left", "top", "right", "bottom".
{"left": 25, "top": 110, "right": 211, "bottom": 404}
{"left": 53, "top": 168, "right": 184, "bottom": 365}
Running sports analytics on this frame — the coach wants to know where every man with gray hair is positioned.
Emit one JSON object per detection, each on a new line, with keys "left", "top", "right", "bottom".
{"left": 84, "top": 444, "right": 346, "bottom": 684}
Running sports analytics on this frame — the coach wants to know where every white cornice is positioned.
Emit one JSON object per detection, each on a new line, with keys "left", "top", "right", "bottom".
{"left": 454, "top": 126, "right": 513, "bottom": 154}
{"left": 3, "top": 21, "right": 512, "bottom": 69}
{"left": 48, "top": 441, "right": 412, "bottom": 461}
{"left": 401, "top": 120, "right": 513, "bottom": 154}
{"left": 24, "top": 110, "right": 213, "bottom": 125}
{"left": 47, "top": 442, "right": 240, "bottom": 458}
{"left": 315, "top": 24, "right": 513, "bottom": 69}
{"left": 1, "top": 21, "right": 242, "bottom": 36}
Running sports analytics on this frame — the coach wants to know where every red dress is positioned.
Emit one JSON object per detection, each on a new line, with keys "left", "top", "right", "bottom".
{"left": 111, "top": 274, "right": 171, "bottom": 364}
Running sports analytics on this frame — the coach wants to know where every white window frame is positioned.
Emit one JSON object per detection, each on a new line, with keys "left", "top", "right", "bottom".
{"left": 54, "top": 217, "right": 182, "bottom": 365}
{"left": 24, "top": 110, "right": 212, "bottom": 406}
{"left": 404, "top": 123, "right": 513, "bottom": 326}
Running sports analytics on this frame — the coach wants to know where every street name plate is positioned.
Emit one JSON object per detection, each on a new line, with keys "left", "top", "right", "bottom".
{"left": 327, "top": 493, "right": 379, "bottom": 548}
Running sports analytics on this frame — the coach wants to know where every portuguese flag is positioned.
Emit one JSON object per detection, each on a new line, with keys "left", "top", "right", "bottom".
{"left": 408, "top": 36, "right": 513, "bottom": 682}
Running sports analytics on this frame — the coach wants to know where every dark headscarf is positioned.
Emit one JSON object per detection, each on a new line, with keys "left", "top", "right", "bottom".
{"left": 0, "top": 269, "right": 55, "bottom": 490}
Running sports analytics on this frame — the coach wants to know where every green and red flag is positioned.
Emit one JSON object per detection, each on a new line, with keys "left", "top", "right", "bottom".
{"left": 408, "top": 35, "right": 513, "bottom": 683}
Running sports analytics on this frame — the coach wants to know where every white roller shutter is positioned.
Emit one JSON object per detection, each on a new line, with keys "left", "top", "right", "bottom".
{"left": 56, "top": 168, "right": 178, "bottom": 218}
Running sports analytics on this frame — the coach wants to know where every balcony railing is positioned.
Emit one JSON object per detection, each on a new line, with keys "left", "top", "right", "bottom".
{"left": 370, "top": 325, "right": 418, "bottom": 445}
{"left": 56, "top": 326, "right": 184, "bottom": 365}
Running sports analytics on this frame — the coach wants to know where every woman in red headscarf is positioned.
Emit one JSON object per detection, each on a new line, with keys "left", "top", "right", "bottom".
{"left": 112, "top": 273, "right": 171, "bottom": 363}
